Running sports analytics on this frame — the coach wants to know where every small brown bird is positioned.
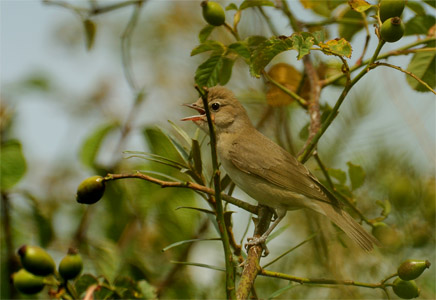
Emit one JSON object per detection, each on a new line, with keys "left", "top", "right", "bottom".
{"left": 182, "top": 86, "right": 379, "bottom": 252}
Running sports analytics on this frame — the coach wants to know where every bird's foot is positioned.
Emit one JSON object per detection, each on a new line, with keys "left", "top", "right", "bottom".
{"left": 245, "top": 236, "right": 269, "bottom": 256}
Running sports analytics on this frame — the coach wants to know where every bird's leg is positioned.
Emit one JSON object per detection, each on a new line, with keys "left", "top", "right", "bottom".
{"left": 246, "top": 208, "right": 287, "bottom": 256}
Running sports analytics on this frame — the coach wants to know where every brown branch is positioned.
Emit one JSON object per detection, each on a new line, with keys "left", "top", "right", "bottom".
{"left": 236, "top": 206, "right": 273, "bottom": 300}
{"left": 105, "top": 172, "right": 258, "bottom": 214}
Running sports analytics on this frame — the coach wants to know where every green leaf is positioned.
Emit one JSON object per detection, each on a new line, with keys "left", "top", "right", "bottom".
{"left": 199, "top": 25, "right": 215, "bottom": 43}
{"left": 168, "top": 120, "right": 192, "bottom": 147}
{"left": 311, "top": 30, "right": 325, "bottom": 44}
{"left": 240, "top": 0, "right": 275, "bottom": 10}
{"left": 80, "top": 122, "right": 118, "bottom": 169}
{"left": 246, "top": 35, "right": 268, "bottom": 50}
{"left": 328, "top": 168, "right": 347, "bottom": 185}
{"left": 162, "top": 238, "right": 221, "bottom": 252}
{"left": 195, "top": 54, "right": 224, "bottom": 87}
{"left": 347, "top": 162, "right": 365, "bottom": 190}
{"left": 176, "top": 206, "right": 216, "bottom": 215}
{"left": 300, "top": 0, "right": 346, "bottom": 17}
{"left": 268, "top": 283, "right": 296, "bottom": 299}
{"left": 125, "top": 151, "right": 187, "bottom": 170}
{"left": 291, "top": 32, "right": 315, "bottom": 59}
{"left": 143, "top": 127, "right": 186, "bottom": 164}
{"left": 406, "top": 1, "right": 426, "bottom": 16}
{"left": 406, "top": 41, "right": 436, "bottom": 92}
{"left": 191, "top": 139, "right": 203, "bottom": 175}
{"left": 219, "top": 57, "right": 235, "bottom": 85}
{"left": 0, "top": 140, "right": 27, "bottom": 190}
{"left": 405, "top": 15, "right": 436, "bottom": 36}
{"left": 170, "top": 261, "right": 225, "bottom": 272}
{"left": 376, "top": 199, "right": 391, "bottom": 217}
{"left": 348, "top": 0, "right": 373, "bottom": 12}
{"left": 228, "top": 41, "right": 251, "bottom": 61}
{"left": 319, "top": 38, "right": 352, "bottom": 58}
{"left": 83, "top": 19, "right": 96, "bottom": 51}
{"left": 338, "top": 7, "right": 365, "bottom": 41}
{"left": 191, "top": 40, "right": 225, "bottom": 56}
{"left": 226, "top": 3, "right": 238, "bottom": 10}
{"left": 75, "top": 274, "right": 99, "bottom": 297}
{"left": 423, "top": 0, "right": 436, "bottom": 8}
{"left": 250, "top": 36, "right": 295, "bottom": 77}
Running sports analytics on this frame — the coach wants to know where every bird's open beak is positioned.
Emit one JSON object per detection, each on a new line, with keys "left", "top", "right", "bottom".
{"left": 181, "top": 103, "right": 206, "bottom": 121}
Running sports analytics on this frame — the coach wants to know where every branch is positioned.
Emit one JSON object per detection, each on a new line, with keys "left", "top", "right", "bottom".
{"left": 370, "top": 62, "right": 436, "bottom": 95}
{"left": 105, "top": 172, "right": 258, "bottom": 214}
{"left": 260, "top": 269, "right": 394, "bottom": 290}
{"left": 236, "top": 206, "right": 273, "bottom": 300}
{"left": 196, "top": 86, "right": 236, "bottom": 299}
{"left": 322, "top": 37, "right": 436, "bottom": 86}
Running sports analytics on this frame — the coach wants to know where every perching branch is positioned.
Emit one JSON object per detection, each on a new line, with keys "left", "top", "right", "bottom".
{"left": 104, "top": 172, "right": 258, "bottom": 214}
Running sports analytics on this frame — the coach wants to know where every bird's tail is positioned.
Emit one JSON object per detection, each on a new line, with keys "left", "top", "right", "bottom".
{"left": 317, "top": 202, "right": 380, "bottom": 251}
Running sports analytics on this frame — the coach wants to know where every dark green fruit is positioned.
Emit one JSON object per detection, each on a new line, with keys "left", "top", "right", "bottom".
{"left": 76, "top": 175, "right": 105, "bottom": 204}
{"left": 13, "top": 269, "right": 45, "bottom": 294}
{"left": 18, "top": 245, "right": 55, "bottom": 276}
{"left": 59, "top": 248, "right": 83, "bottom": 280}
{"left": 379, "top": 0, "right": 405, "bottom": 22}
{"left": 398, "top": 259, "right": 431, "bottom": 281}
{"left": 201, "top": 1, "right": 225, "bottom": 26}
{"left": 392, "top": 278, "right": 420, "bottom": 299}
{"left": 380, "top": 17, "right": 405, "bottom": 43}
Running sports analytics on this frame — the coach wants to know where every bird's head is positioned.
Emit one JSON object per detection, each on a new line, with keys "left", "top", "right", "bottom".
{"left": 182, "top": 86, "right": 251, "bottom": 134}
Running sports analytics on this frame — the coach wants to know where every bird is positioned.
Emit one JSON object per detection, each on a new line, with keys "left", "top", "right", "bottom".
{"left": 182, "top": 86, "right": 379, "bottom": 253}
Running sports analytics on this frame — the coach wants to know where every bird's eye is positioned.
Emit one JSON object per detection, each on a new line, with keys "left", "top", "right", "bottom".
{"left": 211, "top": 102, "right": 220, "bottom": 111}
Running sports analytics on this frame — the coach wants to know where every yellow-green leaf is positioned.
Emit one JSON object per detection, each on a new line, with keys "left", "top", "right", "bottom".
{"left": 348, "top": 0, "right": 373, "bottom": 12}
{"left": 347, "top": 161, "right": 365, "bottom": 190}
{"left": 406, "top": 41, "right": 436, "bottom": 92}
{"left": 319, "top": 38, "right": 352, "bottom": 58}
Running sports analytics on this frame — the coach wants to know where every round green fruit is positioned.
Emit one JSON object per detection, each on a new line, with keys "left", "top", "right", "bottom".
{"left": 379, "top": 0, "right": 405, "bottom": 22}
{"left": 59, "top": 248, "right": 83, "bottom": 280}
{"left": 201, "top": 1, "right": 225, "bottom": 26}
{"left": 380, "top": 17, "right": 405, "bottom": 43}
{"left": 392, "top": 278, "right": 420, "bottom": 299}
{"left": 76, "top": 176, "right": 105, "bottom": 205}
{"left": 18, "top": 245, "right": 55, "bottom": 276}
{"left": 13, "top": 269, "right": 45, "bottom": 294}
{"left": 398, "top": 259, "right": 431, "bottom": 281}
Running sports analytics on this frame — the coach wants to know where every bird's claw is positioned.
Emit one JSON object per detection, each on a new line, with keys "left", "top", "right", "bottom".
{"left": 245, "top": 236, "right": 269, "bottom": 256}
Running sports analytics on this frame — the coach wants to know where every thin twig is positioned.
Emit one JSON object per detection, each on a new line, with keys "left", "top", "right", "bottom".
{"left": 262, "top": 71, "right": 308, "bottom": 108}
{"left": 370, "top": 62, "right": 436, "bottom": 95}
{"left": 105, "top": 172, "right": 258, "bottom": 214}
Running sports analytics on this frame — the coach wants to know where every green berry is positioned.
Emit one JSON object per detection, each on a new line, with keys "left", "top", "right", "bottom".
{"left": 18, "top": 245, "right": 55, "bottom": 276}
{"left": 13, "top": 269, "right": 45, "bottom": 294}
{"left": 398, "top": 259, "right": 431, "bottom": 281}
{"left": 379, "top": 0, "right": 405, "bottom": 22}
{"left": 59, "top": 248, "right": 83, "bottom": 280}
{"left": 76, "top": 176, "right": 105, "bottom": 205}
{"left": 392, "top": 278, "right": 420, "bottom": 299}
{"left": 380, "top": 17, "right": 405, "bottom": 43}
{"left": 201, "top": 1, "right": 225, "bottom": 26}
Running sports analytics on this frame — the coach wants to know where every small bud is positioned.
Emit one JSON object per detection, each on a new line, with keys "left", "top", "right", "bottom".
{"left": 380, "top": 17, "right": 405, "bottom": 43}
{"left": 398, "top": 259, "right": 431, "bottom": 281}
{"left": 59, "top": 248, "right": 83, "bottom": 280}
{"left": 392, "top": 278, "right": 420, "bottom": 299}
{"left": 76, "top": 176, "right": 105, "bottom": 205}
{"left": 18, "top": 245, "right": 55, "bottom": 276}
{"left": 201, "top": 1, "right": 225, "bottom": 26}
{"left": 13, "top": 269, "right": 45, "bottom": 294}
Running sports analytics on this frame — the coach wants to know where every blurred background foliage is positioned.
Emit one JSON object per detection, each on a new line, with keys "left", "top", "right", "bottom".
{"left": 1, "top": 0, "right": 435, "bottom": 299}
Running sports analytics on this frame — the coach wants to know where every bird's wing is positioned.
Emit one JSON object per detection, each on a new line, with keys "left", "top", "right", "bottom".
{"left": 228, "top": 130, "right": 339, "bottom": 206}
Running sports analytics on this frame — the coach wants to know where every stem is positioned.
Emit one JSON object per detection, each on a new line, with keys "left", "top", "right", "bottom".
{"left": 371, "top": 62, "right": 436, "bottom": 95}
{"left": 105, "top": 172, "right": 258, "bottom": 214}
{"left": 298, "top": 40, "right": 386, "bottom": 163}
{"left": 196, "top": 87, "right": 236, "bottom": 299}
{"left": 260, "top": 269, "right": 387, "bottom": 290}
{"left": 262, "top": 71, "right": 308, "bottom": 108}
{"left": 322, "top": 37, "right": 436, "bottom": 86}
{"left": 224, "top": 22, "right": 240, "bottom": 41}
